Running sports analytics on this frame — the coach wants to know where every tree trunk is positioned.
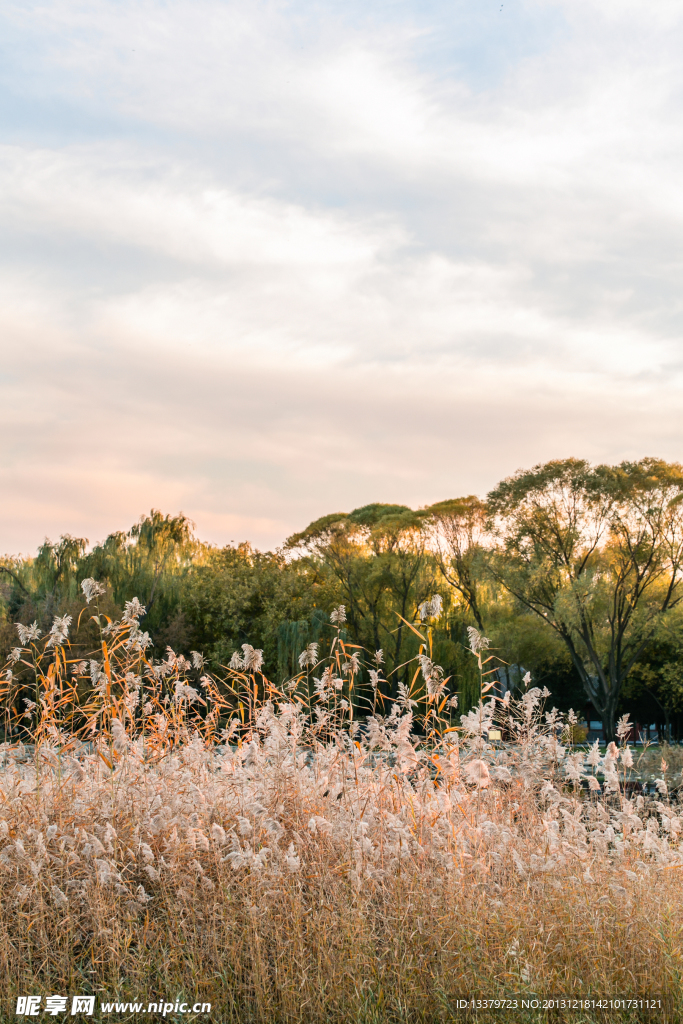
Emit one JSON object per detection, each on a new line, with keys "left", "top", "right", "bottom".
{"left": 570, "top": 659, "right": 618, "bottom": 742}
{"left": 599, "top": 694, "right": 618, "bottom": 744}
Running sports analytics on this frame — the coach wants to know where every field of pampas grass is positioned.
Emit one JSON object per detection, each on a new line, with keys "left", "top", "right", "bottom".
{"left": 1, "top": 587, "right": 682, "bottom": 1023}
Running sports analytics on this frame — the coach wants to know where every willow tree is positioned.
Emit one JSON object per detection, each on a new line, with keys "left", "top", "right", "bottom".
{"left": 423, "top": 496, "right": 488, "bottom": 631}
{"left": 0, "top": 535, "right": 88, "bottom": 641}
{"left": 286, "top": 503, "right": 433, "bottom": 691}
{"left": 488, "top": 458, "right": 683, "bottom": 740}
{"left": 80, "top": 510, "right": 200, "bottom": 639}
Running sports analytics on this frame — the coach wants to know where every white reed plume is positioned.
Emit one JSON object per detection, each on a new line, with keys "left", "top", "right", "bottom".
{"left": 298, "top": 643, "right": 319, "bottom": 670}
{"left": 95, "top": 859, "right": 119, "bottom": 886}
{"left": 90, "top": 660, "right": 108, "bottom": 697}
{"left": 110, "top": 718, "right": 129, "bottom": 754}
{"left": 15, "top": 621, "right": 42, "bottom": 645}
{"left": 211, "top": 824, "right": 227, "bottom": 845}
{"left": 81, "top": 578, "right": 107, "bottom": 603}
{"left": 46, "top": 615, "right": 72, "bottom": 649}
{"left": 467, "top": 626, "right": 490, "bottom": 654}
{"left": 135, "top": 885, "right": 152, "bottom": 905}
{"left": 464, "top": 759, "right": 491, "bottom": 788}
{"left": 396, "top": 681, "right": 418, "bottom": 711}
{"left": 175, "top": 681, "right": 200, "bottom": 703}
{"left": 125, "top": 672, "right": 142, "bottom": 692}
{"left": 50, "top": 886, "right": 68, "bottom": 910}
{"left": 620, "top": 745, "right": 634, "bottom": 769}
{"left": 417, "top": 654, "right": 445, "bottom": 698}
{"left": 122, "top": 598, "right": 145, "bottom": 624}
{"left": 586, "top": 740, "right": 602, "bottom": 768}
{"left": 418, "top": 594, "right": 443, "bottom": 621}
{"left": 520, "top": 687, "right": 543, "bottom": 720}
{"left": 460, "top": 702, "right": 494, "bottom": 740}
{"left": 164, "top": 647, "right": 178, "bottom": 668}
{"left": 126, "top": 629, "right": 152, "bottom": 653}
{"left": 616, "top": 713, "right": 632, "bottom": 741}
{"left": 313, "top": 666, "right": 337, "bottom": 700}
{"left": 564, "top": 752, "right": 586, "bottom": 784}
{"left": 342, "top": 652, "right": 361, "bottom": 676}
{"left": 240, "top": 645, "right": 264, "bottom": 673}
{"left": 284, "top": 843, "right": 301, "bottom": 873}
{"left": 221, "top": 720, "right": 239, "bottom": 744}
{"left": 602, "top": 744, "right": 620, "bottom": 792}
{"left": 330, "top": 606, "right": 346, "bottom": 625}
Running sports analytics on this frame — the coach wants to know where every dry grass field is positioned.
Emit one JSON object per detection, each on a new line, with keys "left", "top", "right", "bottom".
{"left": 1, "top": 589, "right": 682, "bottom": 1023}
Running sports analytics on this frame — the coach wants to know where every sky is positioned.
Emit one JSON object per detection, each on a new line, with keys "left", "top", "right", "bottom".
{"left": 1, "top": 0, "right": 683, "bottom": 555}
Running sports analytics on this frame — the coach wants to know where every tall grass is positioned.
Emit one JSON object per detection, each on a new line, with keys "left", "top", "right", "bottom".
{"left": 0, "top": 588, "right": 682, "bottom": 1022}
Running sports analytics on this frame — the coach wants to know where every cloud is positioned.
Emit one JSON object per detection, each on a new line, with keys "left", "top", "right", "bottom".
{"left": 0, "top": 0, "right": 682, "bottom": 553}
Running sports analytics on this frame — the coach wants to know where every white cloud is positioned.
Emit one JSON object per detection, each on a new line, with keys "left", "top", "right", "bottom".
{"left": 0, "top": 0, "right": 682, "bottom": 553}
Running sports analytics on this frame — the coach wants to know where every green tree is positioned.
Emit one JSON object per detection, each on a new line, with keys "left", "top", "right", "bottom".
{"left": 620, "top": 609, "right": 683, "bottom": 740}
{"left": 81, "top": 510, "right": 199, "bottom": 644}
{"left": 182, "top": 543, "right": 339, "bottom": 680}
{"left": 0, "top": 512, "right": 200, "bottom": 661}
{"left": 287, "top": 503, "right": 436, "bottom": 696}
{"left": 424, "top": 496, "right": 488, "bottom": 631}
{"left": 488, "top": 457, "right": 683, "bottom": 740}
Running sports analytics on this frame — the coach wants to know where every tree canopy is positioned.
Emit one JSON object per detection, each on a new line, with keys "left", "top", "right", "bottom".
{"left": 487, "top": 457, "right": 683, "bottom": 738}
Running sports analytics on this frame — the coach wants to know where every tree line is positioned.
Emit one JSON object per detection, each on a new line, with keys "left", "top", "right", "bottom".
{"left": 2, "top": 457, "right": 683, "bottom": 741}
